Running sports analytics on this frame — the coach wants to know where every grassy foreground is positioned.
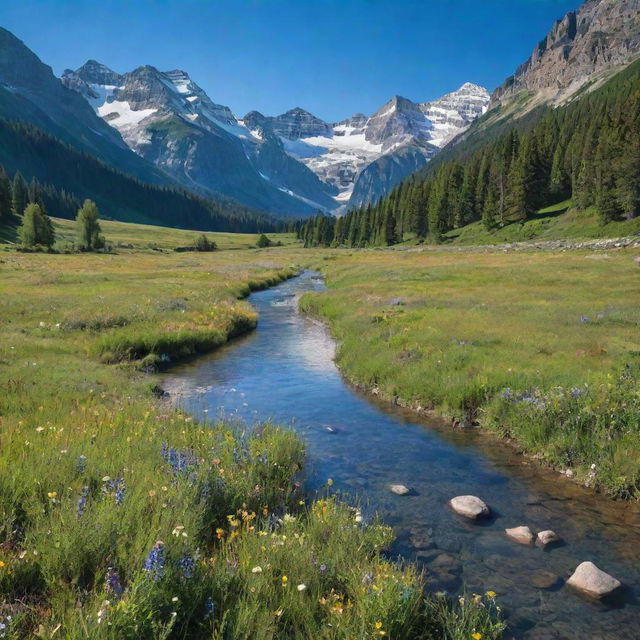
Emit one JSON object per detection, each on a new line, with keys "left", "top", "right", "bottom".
{"left": 0, "top": 239, "right": 502, "bottom": 638}
{"left": 302, "top": 248, "right": 640, "bottom": 499}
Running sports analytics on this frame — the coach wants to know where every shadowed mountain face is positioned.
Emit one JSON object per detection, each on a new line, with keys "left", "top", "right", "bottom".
{"left": 63, "top": 59, "right": 489, "bottom": 213}
{"left": 0, "top": 28, "right": 171, "bottom": 187}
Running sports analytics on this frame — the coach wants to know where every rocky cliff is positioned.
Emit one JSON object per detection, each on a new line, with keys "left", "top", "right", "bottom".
{"left": 493, "top": 0, "right": 640, "bottom": 105}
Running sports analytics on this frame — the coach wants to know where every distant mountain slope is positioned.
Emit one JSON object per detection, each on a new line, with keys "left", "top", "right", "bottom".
{"left": 63, "top": 57, "right": 489, "bottom": 214}
{"left": 0, "top": 118, "right": 280, "bottom": 232}
{"left": 62, "top": 62, "right": 339, "bottom": 217}
{"left": 0, "top": 118, "right": 281, "bottom": 232}
{"left": 0, "top": 28, "right": 172, "bottom": 187}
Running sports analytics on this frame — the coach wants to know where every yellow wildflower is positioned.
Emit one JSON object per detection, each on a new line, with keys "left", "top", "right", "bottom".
{"left": 472, "top": 634, "right": 482, "bottom": 640}
{"left": 0, "top": 561, "right": 5, "bottom": 568}
{"left": 375, "top": 622, "right": 383, "bottom": 629}
{"left": 486, "top": 590, "right": 497, "bottom": 598}
{"left": 281, "top": 575, "right": 288, "bottom": 584}
{"left": 47, "top": 492, "right": 57, "bottom": 499}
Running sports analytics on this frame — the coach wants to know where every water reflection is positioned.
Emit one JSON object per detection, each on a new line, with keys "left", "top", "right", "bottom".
{"left": 162, "top": 271, "right": 640, "bottom": 639}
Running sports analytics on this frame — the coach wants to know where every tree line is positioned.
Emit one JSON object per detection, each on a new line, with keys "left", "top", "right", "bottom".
{"left": 0, "top": 119, "right": 283, "bottom": 234}
{"left": 299, "top": 59, "right": 640, "bottom": 247}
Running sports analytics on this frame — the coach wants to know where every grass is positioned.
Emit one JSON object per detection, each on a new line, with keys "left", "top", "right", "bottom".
{"left": 0, "top": 228, "right": 502, "bottom": 639}
{"left": 0, "top": 215, "right": 300, "bottom": 251}
{"left": 443, "top": 202, "right": 640, "bottom": 245}
{"left": 301, "top": 248, "right": 640, "bottom": 498}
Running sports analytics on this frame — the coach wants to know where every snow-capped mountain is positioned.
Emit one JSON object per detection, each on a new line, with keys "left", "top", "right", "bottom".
{"left": 63, "top": 61, "right": 489, "bottom": 214}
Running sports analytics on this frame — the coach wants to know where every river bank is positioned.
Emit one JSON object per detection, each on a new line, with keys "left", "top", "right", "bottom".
{"left": 299, "top": 248, "right": 640, "bottom": 499}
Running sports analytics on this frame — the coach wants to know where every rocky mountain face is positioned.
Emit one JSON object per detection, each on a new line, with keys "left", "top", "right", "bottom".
{"left": 63, "top": 62, "right": 337, "bottom": 216}
{"left": 493, "top": 0, "right": 640, "bottom": 106}
{"left": 243, "top": 83, "right": 490, "bottom": 209}
{"left": 64, "top": 59, "right": 489, "bottom": 213}
{"left": 0, "top": 28, "right": 168, "bottom": 186}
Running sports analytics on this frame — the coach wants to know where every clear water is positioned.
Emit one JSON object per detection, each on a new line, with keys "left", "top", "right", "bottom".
{"left": 161, "top": 270, "right": 640, "bottom": 639}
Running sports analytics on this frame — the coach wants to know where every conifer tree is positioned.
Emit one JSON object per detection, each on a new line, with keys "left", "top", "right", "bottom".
{"left": 0, "top": 168, "right": 11, "bottom": 220}
{"left": 76, "top": 199, "right": 105, "bottom": 251}
{"left": 17, "top": 203, "right": 55, "bottom": 248}
{"left": 11, "top": 172, "right": 28, "bottom": 216}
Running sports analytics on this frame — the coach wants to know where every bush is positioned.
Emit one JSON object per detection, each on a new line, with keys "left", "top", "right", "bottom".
{"left": 256, "top": 233, "right": 272, "bottom": 248}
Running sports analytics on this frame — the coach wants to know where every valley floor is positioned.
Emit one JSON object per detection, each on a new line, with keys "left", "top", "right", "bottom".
{"left": 0, "top": 234, "right": 501, "bottom": 639}
{"left": 2, "top": 221, "right": 639, "bottom": 637}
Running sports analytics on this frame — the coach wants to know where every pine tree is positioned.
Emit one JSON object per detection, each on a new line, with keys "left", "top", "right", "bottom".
{"left": 76, "top": 199, "right": 105, "bottom": 251}
{"left": 482, "top": 183, "right": 498, "bottom": 230}
{"left": 11, "top": 172, "right": 28, "bottom": 216}
{"left": 0, "top": 168, "right": 11, "bottom": 220}
{"left": 17, "top": 203, "right": 55, "bottom": 248}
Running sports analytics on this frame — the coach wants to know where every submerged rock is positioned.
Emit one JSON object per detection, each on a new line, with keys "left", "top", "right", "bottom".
{"left": 505, "top": 526, "right": 535, "bottom": 545}
{"left": 536, "top": 530, "right": 561, "bottom": 548}
{"left": 567, "top": 561, "right": 621, "bottom": 599}
{"left": 531, "top": 570, "right": 562, "bottom": 590}
{"left": 448, "top": 495, "right": 490, "bottom": 519}
{"left": 389, "top": 484, "right": 410, "bottom": 495}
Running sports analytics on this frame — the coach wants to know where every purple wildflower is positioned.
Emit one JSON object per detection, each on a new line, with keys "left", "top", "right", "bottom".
{"left": 319, "top": 563, "right": 327, "bottom": 573}
{"left": 105, "top": 567, "right": 123, "bottom": 598}
{"left": 501, "top": 388, "right": 513, "bottom": 400}
{"left": 76, "top": 455, "right": 87, "bottom": 474}
{"left": 179, "top": 554, "right": 195, "bottom": 579}
{"left": 144, "top": 541, "right": 165, "bottom": 581}
{"left": 77, "top": 486, "right": 89, "bottom": 519}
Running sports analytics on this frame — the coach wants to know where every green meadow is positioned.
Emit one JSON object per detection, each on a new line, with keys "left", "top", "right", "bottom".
{"left": 303, "top": 248, "right": 640, "bottom": 498}
{"left": 0, "top": 228, "right": 502, "bottom": 639}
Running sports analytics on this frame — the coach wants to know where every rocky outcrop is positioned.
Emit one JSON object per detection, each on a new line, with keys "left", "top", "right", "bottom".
{"left": 566, "top": 561, "right": 621, "bottom": 598}
{"left": 449, "top": 495, "right": 491, "bottom": 519}
{"left": 493, "top": 0, "right": 640, "bottom": 105}
{"left": 269, "top": 107, "right": 332, "bottom": 140}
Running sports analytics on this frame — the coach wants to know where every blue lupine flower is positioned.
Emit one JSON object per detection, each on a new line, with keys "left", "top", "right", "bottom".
{"left": 144, "top": 541, "right": 165, "bottom": 581}
{"left": 76, "top": 455, "right": 87, "bottom": 474}
{"left": 501, "top": 388, "right": 513, "bottom": 400}
{"left": 105, "top": 567, "right": 123, "bottom": 598}
{"left": 77, "top": 486, "right": 89, "bottom": 519}
{"left": 205, "top": 597, "right": 215, "bottom": 618}
{"left": 179, "top": 554, "right": 195, "bottom": 579}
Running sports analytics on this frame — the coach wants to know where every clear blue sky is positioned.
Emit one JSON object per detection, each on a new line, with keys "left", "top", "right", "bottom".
{"left": 1, "top": 0, "right": 580, "bottom": 122}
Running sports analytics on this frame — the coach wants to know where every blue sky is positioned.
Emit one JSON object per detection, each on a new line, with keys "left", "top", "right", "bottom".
{"left": 1, "top": 0, "right": 580, "bottom": 122}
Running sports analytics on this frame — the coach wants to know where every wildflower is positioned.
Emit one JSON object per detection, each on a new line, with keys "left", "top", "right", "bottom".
{"left": 143, "top": 541, "right": 165, "bottom": 582}
{"left": 105, "top": 567, "right": 123, "bottom": 598}
{"left": 375, "top": 622, "right": 383, "bottom": 629}
{"left": 319, "top": 563, "right": 327, "bottom": 573}
{"left": 179, "top": 554, "right": 195, "bottom": 579}
{"left": 281, "top": 575, "right": 288, "bottom": 585}
{"left": 172, "top": 525, "right": 187, "bottom": 538}
{"left": 472, "top": 634, "right": 482, "bottom": 640}
{"left": 327, "top": 478, "right": 333, "bottom": 487}
{"left": 76, "top": 455, "right": 87, "bottom": 473}
{"left": 486, "top": 590, "right": 497, "bottom": 598}
{"left": 580, "top": 315, "right": 591, "bottom": 323}
{"left": 204, "top": 598, "right": 215, "bottom": 618}
{"left": 297, "top": 583, "right": 307, "bottom": 591}
{"left": 252, "top": 566, "right": 263, "bottom": 573}
{"left": 0, "top": 561, "right": 5, "bottom": 568}
{"left": 171, "top": 596, "right": 179, "bottom": 602}
{"left": 47, "top": 491, "right": 57, "bottom": 499}
{"left": 355, "top": 510, "right": 363, "bottom": 523}
{"left": 77, "top": 486, "right": 89, "bottom": 519}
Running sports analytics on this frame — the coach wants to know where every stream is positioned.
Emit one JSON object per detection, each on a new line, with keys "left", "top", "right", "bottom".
{"left": 161, "top": 270, "right": 640, "bottom": 639}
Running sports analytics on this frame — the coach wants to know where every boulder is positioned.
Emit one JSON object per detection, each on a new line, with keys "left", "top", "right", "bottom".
{"left": 536, "top": 530, "right": 561, "bottom": 548}
{"left": 505, "top": 525, "right": 535, "bottom": 545}
{"left": 566, "top": 561, "right": 621, "bottom": 599}
{"left": 389, "top": 484, "right": 410, "bottom": 496}
{"left": 448, "top": 495, "right": 490, "bottom": 520}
